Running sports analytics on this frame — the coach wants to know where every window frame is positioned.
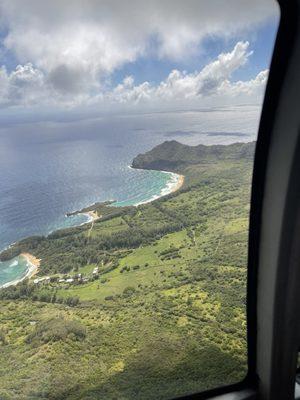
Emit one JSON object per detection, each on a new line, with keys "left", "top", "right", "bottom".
{"left": 175, "top": 0, "right": 300, "bottom": 398}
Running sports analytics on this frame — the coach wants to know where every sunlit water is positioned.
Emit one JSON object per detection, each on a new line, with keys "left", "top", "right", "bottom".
{"left": 0, "top": 106, "right": 259, "bottom": 286}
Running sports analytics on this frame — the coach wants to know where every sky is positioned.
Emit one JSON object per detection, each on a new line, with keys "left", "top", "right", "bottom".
{"left": 0, "top": 0, "right": 279, "bottom": 122}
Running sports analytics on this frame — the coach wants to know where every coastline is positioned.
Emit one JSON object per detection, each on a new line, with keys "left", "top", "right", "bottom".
{"left": 0, "top": 253, "right": 40, "bottom": 289}
{"left": 66, "top": 206, "right": 104, "bottom": 226}
{"left": 82, "top": 210, "right": 100, "bottom": 222}
{"left": 21, "top": 253, "right": 40, "bottom": 274}
{"left": 125, "top": 167, "right": 185, "bottom": 206}
{"left": 0, "top": 168, "right": 183, "bottom": 289}
{"left": 138, "top": 171, "right": 184, "bottom": 204}
{"left": 170, "top": 174, "right": 185, "bottom": 193}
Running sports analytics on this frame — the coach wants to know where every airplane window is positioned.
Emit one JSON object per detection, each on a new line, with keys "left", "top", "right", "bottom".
{"left": 0, "top": 1, "right": 279, "bottom": 399}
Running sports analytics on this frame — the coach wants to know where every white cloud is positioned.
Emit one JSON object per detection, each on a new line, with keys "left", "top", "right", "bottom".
{"left": 108, "top": 42, "right": 267, "bottom": 106}
{"left": 220, "top": 69, "right": 269, "bottom": 97}
{"left": 196, "top": 41, "right": 252, "bottom": 95}
{"left": 0, "top": 0, "right": 279, "bottom": 113}
{"left": 0, "top": 42, "right": 269, "bottom": 110}
{"left": 0, "top": 63, "right": 46, "bottom": 106}
{"left": 0, "top": 0, "right": 278, "bottom": 97}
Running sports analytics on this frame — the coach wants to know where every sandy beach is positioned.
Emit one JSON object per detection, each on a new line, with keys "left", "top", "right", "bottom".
{"left": 84, "top": 210, "right": 100, "bottom": 221}
{"left": 1, "top": 172, "right": 183, "bottom": 290}
{"left": 0, "top": 253, "right": 40, "bottom": 289}
{"left": 133, "top": 172, "right": 185, "bottom": 206}
{"left": 171, "top": 174, "right": 185, "bottom": 193}
{"left": 21, "top": 253, "right": 40, "bottom": 278}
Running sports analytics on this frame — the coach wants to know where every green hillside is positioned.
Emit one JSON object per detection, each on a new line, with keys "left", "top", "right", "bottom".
{"left": 0, "top": 141, "right": 254, "bottom": 400}
{"left": 132, "top": 140, "right": 255, "bottom": 172}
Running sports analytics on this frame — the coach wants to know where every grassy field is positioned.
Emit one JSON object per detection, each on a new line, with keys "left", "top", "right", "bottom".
{"left": 0, "top": 141, "right": 253, "bottom": 400}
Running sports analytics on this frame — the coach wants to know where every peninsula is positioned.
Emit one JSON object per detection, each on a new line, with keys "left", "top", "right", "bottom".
{"left": 0, "top": 140, "right": 255, "bottom": 399}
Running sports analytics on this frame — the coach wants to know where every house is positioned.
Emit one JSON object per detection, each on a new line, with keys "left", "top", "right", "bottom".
{"left": 33, "top": 276, "right": 50, "bottom": 285}
{"left": 93, "top": 267, "right": 99, "bottom": 275}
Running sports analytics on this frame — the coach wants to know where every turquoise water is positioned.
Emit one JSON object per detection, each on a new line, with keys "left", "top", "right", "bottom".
{"left": 0, "top": 168, "right": 178, "bottom": 287}
{"left": 113, "top": 169, "right": 178, "bottom": 206}
{"left": 0, "top": 256, "right": 30, "bottom": 288}
{"left": 0, "top": 107, "right": 257, "bottom": 287}
{"left": 0, "top": 114, "right": 187, "bottom": 288}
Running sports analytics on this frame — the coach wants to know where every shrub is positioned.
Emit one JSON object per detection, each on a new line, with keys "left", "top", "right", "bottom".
{"left": 65, "top": 296, "right": 80, "bottom": 307}
{"left": 26, "top": 317, "right": 86, "bottom": 345}
{"left": 0, "top": 329, "right": 7, "bottom": 345}
{"left": 123, "top": 286, "right": 136, "bottom": 296}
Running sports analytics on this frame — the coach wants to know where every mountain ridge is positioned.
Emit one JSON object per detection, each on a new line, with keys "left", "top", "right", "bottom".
{"left": 132, "top": 140, "right": 256, "bottom": 172}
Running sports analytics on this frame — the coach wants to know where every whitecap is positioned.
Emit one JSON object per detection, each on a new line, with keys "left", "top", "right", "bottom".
{"left": 9, "top": 260, "right": 18, "bottom": 268}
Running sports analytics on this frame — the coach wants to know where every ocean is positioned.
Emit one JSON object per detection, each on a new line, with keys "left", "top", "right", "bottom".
{"left": 0, "top": 106, "right": 259, "bottom": 286}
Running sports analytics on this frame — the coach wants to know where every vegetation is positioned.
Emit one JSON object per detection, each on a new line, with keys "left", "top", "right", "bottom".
{"left": 66, "top": 200, "right": 135, "bottom": 220}
{"left": 0, "top": 140, "right": 254, "bottom": 400}
{"left": 132, "top": 139, "right": 255, "bottom": 172}
{"left": 26, "top": 317, "right": 86, "bottom": 345}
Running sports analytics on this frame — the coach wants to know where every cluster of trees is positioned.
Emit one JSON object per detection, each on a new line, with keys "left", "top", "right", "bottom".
{"left": 26, "top": 317, "right": 86, "bottom": 345}
{"left": 2, "top": 220, "right": 184, "bottom": 276}
{"left": 0, "top": 147, "right": 252, "bottom": 281}
{"left": 159, "top": 246, "right": 181, "bottom": 260}
{"left": 0, "top": 140, "right": 255, "bottom": 400}
{"left": 0, "top": 281, "right": 79, "bottom": 307}
{"left": 120, "top": 265, "right": 131, "bottom": 273}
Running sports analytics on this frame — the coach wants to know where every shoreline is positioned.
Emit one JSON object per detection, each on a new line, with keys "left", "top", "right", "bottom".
{"left": 82, "top": 210, "right": 100, "bottom": 222}
{"left": 66, "top": 205, "right": 105, "bottom": 226}
{"left": 122, "top": 167, "right": 185, "bottom": 206}
{"left": 75, "top": 170, "right": 185, "bottom": 210}
{"left": 133, "top": 172, "right": 185, "bottom": 206}
{"left": 0, "top": 253, "right": 40, "bottom": 289}
{"left": 170, "top": 174, "right": 185, "bottom": 193}
{"left": 0, "top": 168, "right": 184, "bottom": 289}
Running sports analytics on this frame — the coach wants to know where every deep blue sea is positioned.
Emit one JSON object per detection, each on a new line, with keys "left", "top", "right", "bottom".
{"left": 0, "top": 106, "right": 259, "bottom": 286}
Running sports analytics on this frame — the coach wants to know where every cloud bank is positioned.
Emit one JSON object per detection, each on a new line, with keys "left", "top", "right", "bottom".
{"left": 0, "top": 0, "right": 278, "bottom": 111}
{"left": 0, "top": 42, "right": 269, "bottom": 109}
